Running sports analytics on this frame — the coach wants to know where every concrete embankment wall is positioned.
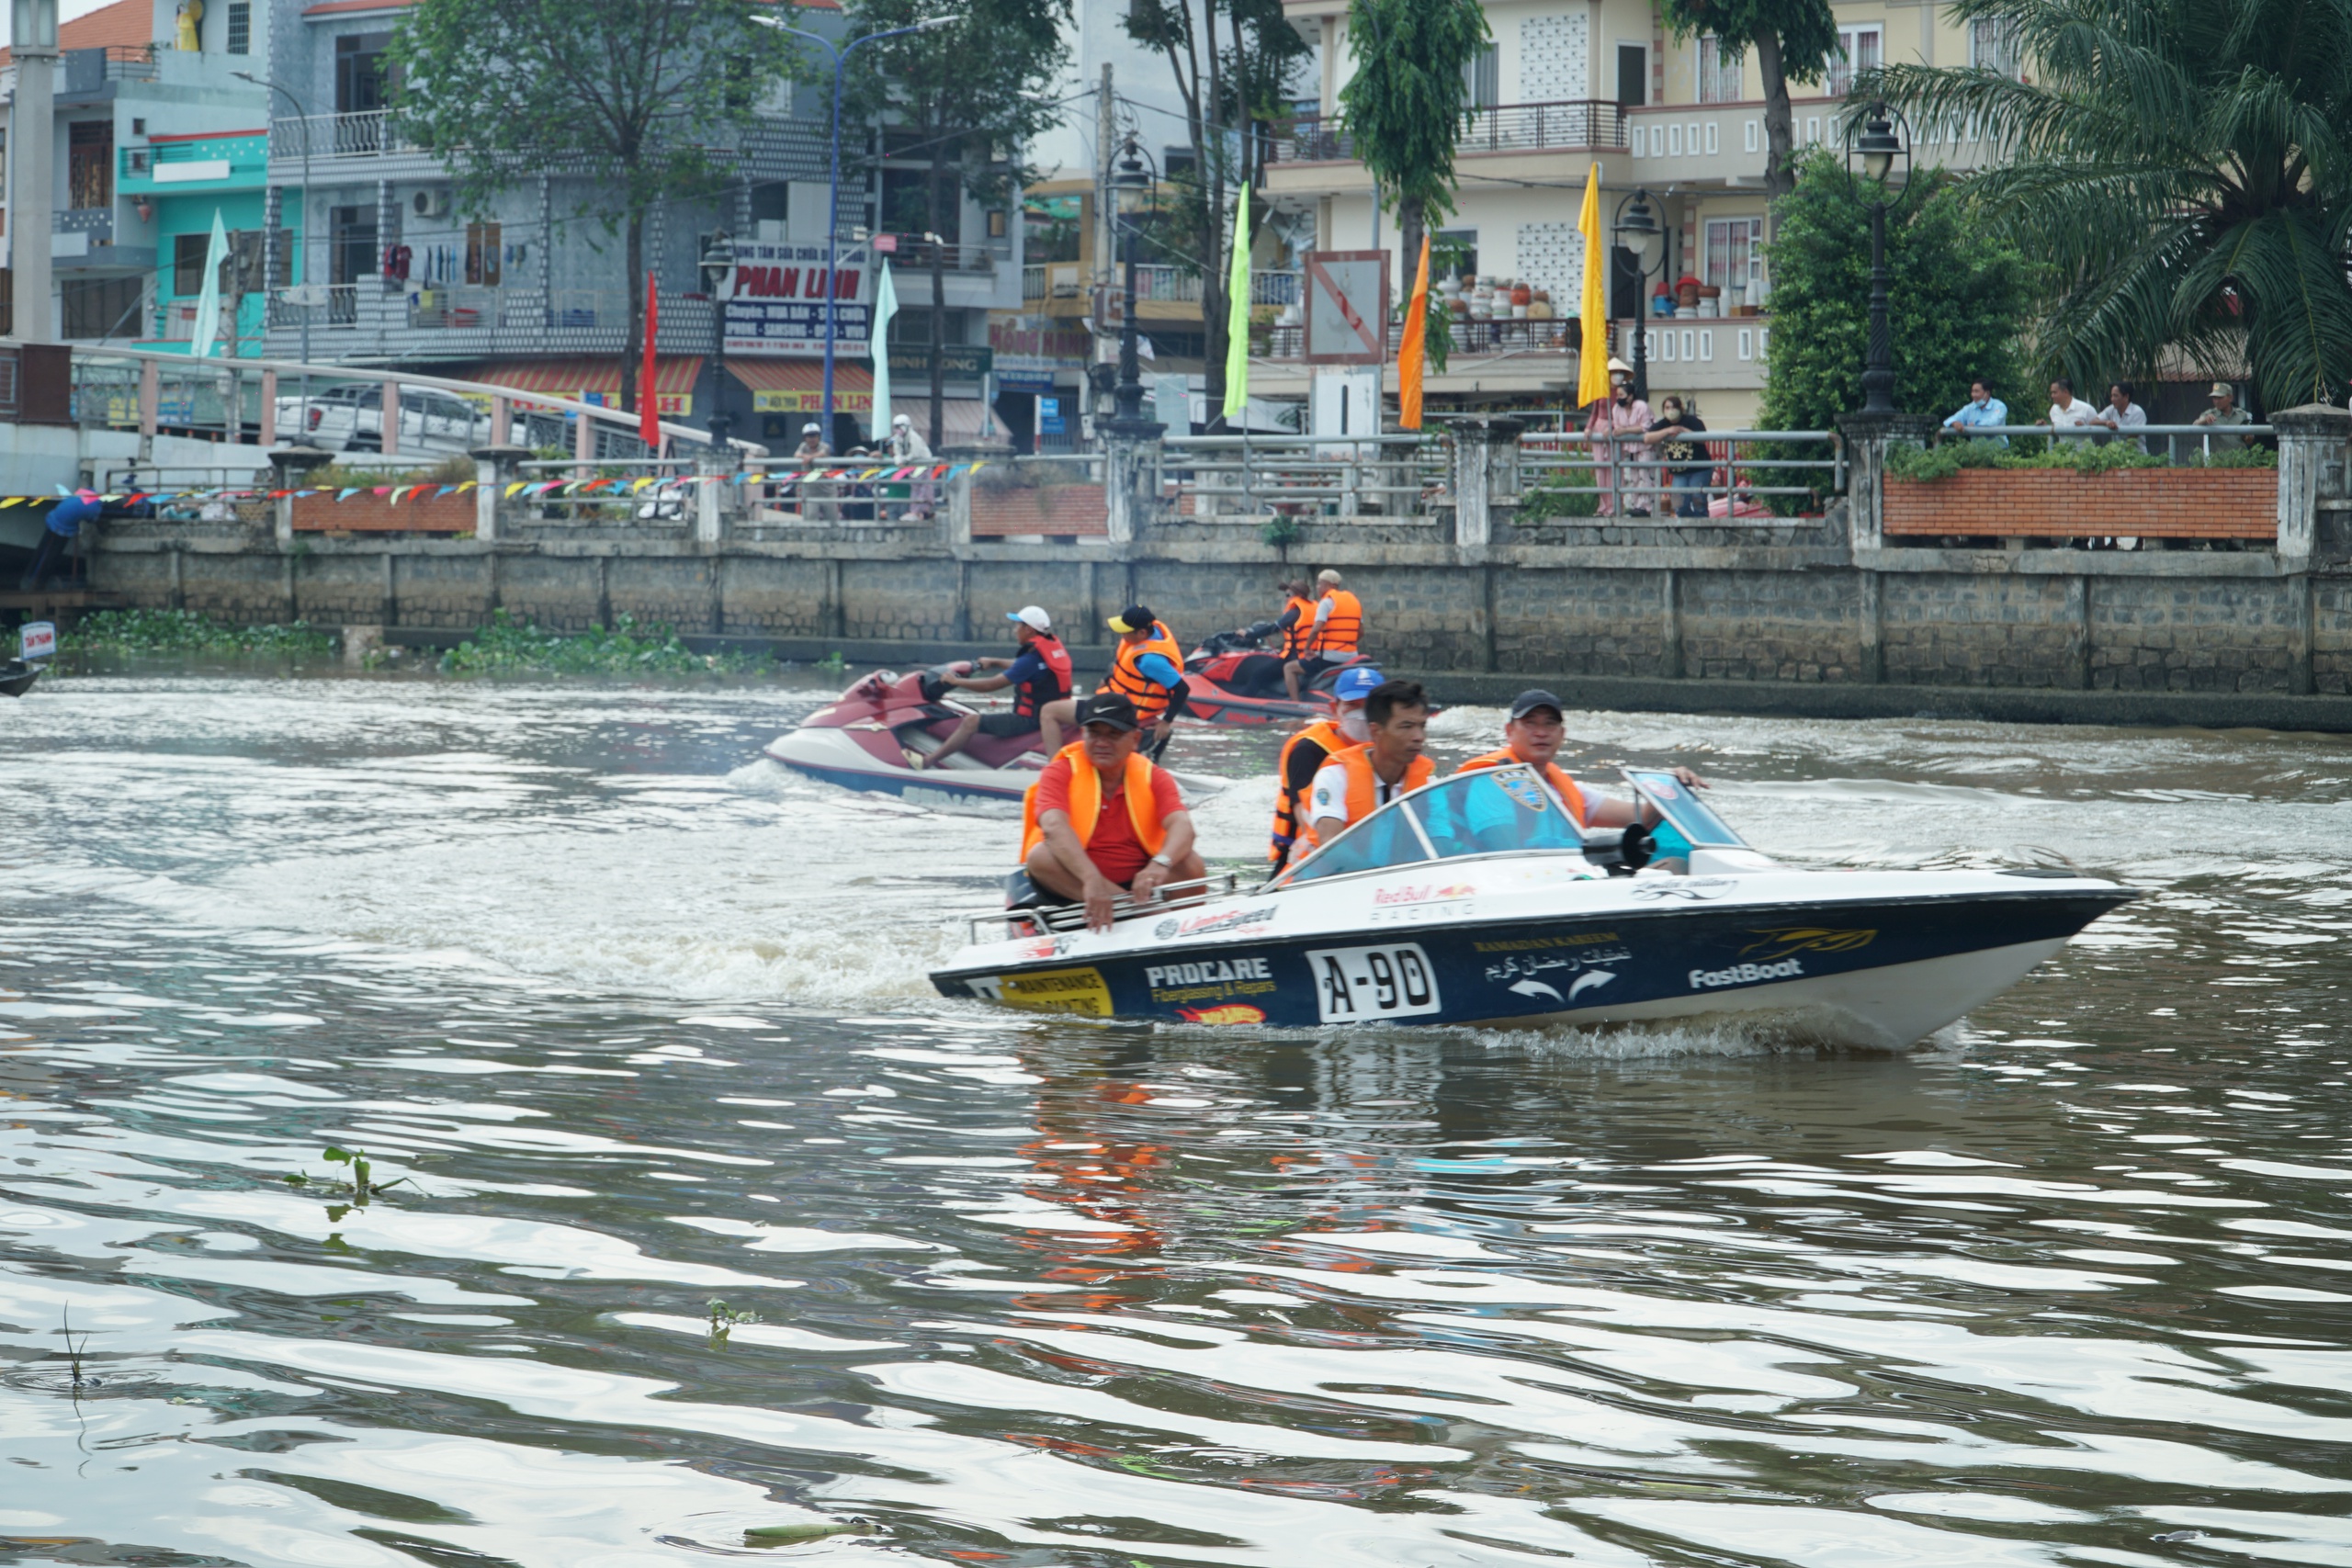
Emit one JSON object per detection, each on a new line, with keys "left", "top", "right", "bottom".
{"left": 87, "top": 520, "right": 2352, "bottom": 731}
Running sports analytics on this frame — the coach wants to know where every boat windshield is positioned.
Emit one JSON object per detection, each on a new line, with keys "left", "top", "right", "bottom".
{"left": 1624, "top": 769, "right": 1747, "bottom": 847}
{"left": 1281, "top": 765, "right": 1586, "bottom": 886}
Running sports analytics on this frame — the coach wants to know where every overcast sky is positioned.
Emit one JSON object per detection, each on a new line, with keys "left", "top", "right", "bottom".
{"left": 3, "top": 0, "right": 148, "bottom": 50}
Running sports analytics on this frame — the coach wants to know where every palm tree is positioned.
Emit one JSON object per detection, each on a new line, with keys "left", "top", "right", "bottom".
{"left": 1865, "top": 0, "right": 2352, "bottom": 411}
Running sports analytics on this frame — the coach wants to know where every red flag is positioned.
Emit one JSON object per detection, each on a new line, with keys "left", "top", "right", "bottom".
{"left": 639, "top": 273, "right": 661, "bottom": 447}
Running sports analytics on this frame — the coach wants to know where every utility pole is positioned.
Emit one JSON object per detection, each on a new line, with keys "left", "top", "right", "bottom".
{"left": 1091, "top": 62, "right": 1115, "bottom": 435}
{"left": 10, "top": 0, "right": 59, "bottom": 340}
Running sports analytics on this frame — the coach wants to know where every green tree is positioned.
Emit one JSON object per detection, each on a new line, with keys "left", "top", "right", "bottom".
{"left": 1660, "top": 0, "right": 1842, "bottom": 204}
{"left": 1867, "top": 0, "right": 2352, "bottom": 410}
{"left": 391, "top": 0, "right": 797, "bottom": 413}
{"left": 1338, "top": 0, "right": 1489, "bottom": 272}
{"left": 1758, "top": 149, "right": 2037, "bottom": 432}
{"left": 845, "top": 0, "right": 1070, "bottom": 451}
{"left": 1125, "top": 0, "right": 1310, "bottom": 412}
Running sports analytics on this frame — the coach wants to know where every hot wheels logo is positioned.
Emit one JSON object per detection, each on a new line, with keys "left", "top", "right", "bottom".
{"left": 1177, "top": 1003, "right": 1268, "bottom": 1026}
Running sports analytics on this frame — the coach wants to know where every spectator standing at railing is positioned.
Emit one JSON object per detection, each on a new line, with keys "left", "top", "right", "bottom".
{"left": 18, "top": 491, "right": 101, "bottom": 592}
{"left": 1943, "top": 380, "right": 2010, "bottom": 446}
{"left": 888, "top": 413, "right": 935, "bottom": 521}
{"left": 1641, "top": 397, "right": 1712, "bottom": 517}
{"left": 1583, "top": 359, "right": 1652, "bottom": 515}
{"left": 2046, "top": 378, "right": 2102, "bottom": 438}
{"left": 2194, "top": 383, "right": 2253, "bottom": 452}
{"left": 2091, "top": 382, "right": 2149, "bottom": 452}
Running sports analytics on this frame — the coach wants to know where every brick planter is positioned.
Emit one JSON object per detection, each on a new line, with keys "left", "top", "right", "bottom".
{"left": 1884, "top": 467, "right": 2277, "bottom": 540}
{"left": 970, "top": 480, "right": 1107, "bottom": 537}
{"left": 292, "top": 490, "right": 478, "bottom": 534}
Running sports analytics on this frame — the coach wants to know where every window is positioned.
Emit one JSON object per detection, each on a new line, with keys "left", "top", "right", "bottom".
{"left": 67, "top": 121, "right": 112, "bottom": 210}
{"left": 1826, "top": 25, "right": 1882, "bottom": 98}
{"left": 62, "top": 276, "right": 141, "bottom": 340}
{"left": 335, "top": 33, "right": 392, "bottom": 115}
{"left": 1970, "top": 18, "right": 2021, "bottom": 77}
{"left": 1704, "top": 217, "right": 1764, "bottom": 293}
{"left": 465, "top": 220, "right": 502, "bottom": 286}
{"left": 330, "top": 204, "right": 378, "bottom": 287}
{"left": 0, "top": 269, "right": 12, "bottom": 337}
{"left": 226, "top": 0, "right": 249, "bottom": 54}
{"left": 174, "top": 229, "right": 291, "bottom": 299}
{"left": 1616, "top": 43, "right": 1647, "bottom": 107}
{"left": 173, "top": 232, "right": 209, "bottom": 297}
{"left": 1431, "top": 228, "right": 1477, "bottom": 282}
{"left": 1463, "top": 44, "right": 1498, "bottom": 109}
{"left": 1697, "top": 36, "right": 1742, "bottom": 103}
{"left": 0, "top": 130, "right": 8, "bottom": 203}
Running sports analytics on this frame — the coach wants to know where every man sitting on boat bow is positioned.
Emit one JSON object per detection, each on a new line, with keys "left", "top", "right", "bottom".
{"left": 1457, "top": 689, "right": 1708, "bottom": 829}
{"left": 1019, "top": 693, "right": 1206, "bottom": 931}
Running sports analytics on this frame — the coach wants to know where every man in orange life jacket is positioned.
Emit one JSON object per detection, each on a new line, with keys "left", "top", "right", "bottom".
{"left": 1455, "top": 689, "right": 1707, "bottom": 827}
{"left": 922, "top": 605, "right": 1074, "bottom": 769}
{"left": 1284, "top": 568, "right": 1365, "bottom": 701}
{"left": 1306, "top": 679, "right": 1433, "bottom": 846}
{"left": 1040, "top": 604, "right": 1184, "bottom": 755}
{"left": 1021, "top": 693, "right": 1205, "bottom": 931}
{"left": 1269, "top": 663, "right": 1385, "bottom": 867}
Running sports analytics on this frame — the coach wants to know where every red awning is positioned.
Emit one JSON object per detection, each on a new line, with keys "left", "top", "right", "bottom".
{"left": 729, "top": 359, "right": 875, "bottom": 413}
{"left": 461, "top": 356, "right": 701, "bottom": 416}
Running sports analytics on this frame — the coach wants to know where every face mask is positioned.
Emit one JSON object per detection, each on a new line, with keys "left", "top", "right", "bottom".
{"left": 1338, "top": 708, "right": 1371, "bottom": 742}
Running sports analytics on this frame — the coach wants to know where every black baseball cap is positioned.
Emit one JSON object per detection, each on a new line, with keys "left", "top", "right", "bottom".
{"left": 1509, "top": 689, "right": 1566, "bottom": 721}
{"left": 1078, "top": 692, "right": 1142, "bottom": 732}
{"left": 1107, "top": 604, "right": 1156, "bottom": 634}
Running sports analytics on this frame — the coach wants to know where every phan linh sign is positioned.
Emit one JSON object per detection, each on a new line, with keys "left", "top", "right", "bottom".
{"left": 1302, "top": 250, "right": 1392, "bottom": 366}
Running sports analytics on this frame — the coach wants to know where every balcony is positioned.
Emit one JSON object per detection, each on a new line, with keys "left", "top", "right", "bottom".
{"left": 270, "top": 110, "right": 405, "bottom": 161}
{"left": 884, "top": 239, "right": 998, "bottom": 276}
{"left": 1273, "top": 100, "right": 1626, "bottom": 164}
{"left": 121, "top": 135, "right": 267, "bottom": 191}
{"left": 263, "top": 283, "right": 722, "bottom": 357}
{"left": 60, "top": 45, "right": 156, "bottom": 95}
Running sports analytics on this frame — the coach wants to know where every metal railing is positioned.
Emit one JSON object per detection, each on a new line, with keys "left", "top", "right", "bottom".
{"left": 1519, "top": 429, "right": 1842, "bottom": 521}
{"left": 1251, "top": 271, "right": 1301, "bottom": 307}
{"left": 1275, "top": 100, "right": 1626, "bottom": 163}
{"left": 1164, "top": 432, "right": 1442, "bottom": 520}
{"left": 1022, "top": 261, "right": 1085, "bottom": 301}
{"left": 886, "top": 239, "right": 999, "bottom": 275}
{"left": 968, "top": 873, "right": 1242, "bottom": 943}
{"left": 270, "top": 110, "right": 400, "bottom": 160}
{"left": 1928, "top": 423, "right": 2276, "bottom": 464}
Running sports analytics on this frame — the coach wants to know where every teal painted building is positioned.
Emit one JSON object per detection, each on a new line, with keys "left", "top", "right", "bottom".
{"left": 119, "top": 129, "right": 277, "bottom": 355}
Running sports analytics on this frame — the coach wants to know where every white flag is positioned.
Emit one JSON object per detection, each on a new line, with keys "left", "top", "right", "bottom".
{"left": 869, "top": 259, "right": 898, "bottom": 434}
{"left": 189, "top": 210, "right": 230, "bottom": 358}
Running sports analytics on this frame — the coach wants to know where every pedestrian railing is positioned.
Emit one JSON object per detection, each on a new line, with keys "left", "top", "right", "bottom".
{"left": 1518, "top": 429, "right": 1843, "bottom": 521}
{"left": 1927, "top": 423, "right": 2275, "bottom": 463}
{"left": 1162, "top": 433, "right": 1440, "bottom": 520}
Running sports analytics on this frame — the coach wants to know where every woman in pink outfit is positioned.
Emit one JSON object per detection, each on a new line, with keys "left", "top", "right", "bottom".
{"left": 1583, "top": 358, "right": 1653, "bottom": 516}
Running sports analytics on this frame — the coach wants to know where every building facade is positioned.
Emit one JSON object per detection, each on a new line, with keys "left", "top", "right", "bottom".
{"left": 1261, "top": 0, "right": 2011, "bottom": 427}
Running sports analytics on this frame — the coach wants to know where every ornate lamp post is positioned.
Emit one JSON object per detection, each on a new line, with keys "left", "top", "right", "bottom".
{"left": 698, "top": 229, "right": 738, "bottom": 456}
{"left": 1611, "top": 187, "right": 1665, "bottom": 400}
{"left": 1848, "top": 104, "right": 1912, "bottom": 416}
{"left": 1106, "top": 134, "right": 1162, "bottom": 434}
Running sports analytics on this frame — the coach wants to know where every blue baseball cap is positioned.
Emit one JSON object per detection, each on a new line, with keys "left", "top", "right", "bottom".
{"left": 1331, "top": 666, "right": 1385, "bottom": 703}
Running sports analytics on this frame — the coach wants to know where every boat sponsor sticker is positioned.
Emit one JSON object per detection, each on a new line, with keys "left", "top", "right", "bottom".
{"left": 1496, "top": 773, "right": 1549, "bottom": 812}
{"left": 1484, "top": 944, "right": 1631, "bottom": 1007}
{"left": 1631, "top": 877, "right": 1737, "bottom": 901}
{"left": 1306, "top": 942, "right": 1442, "bottom": 1023}
{"left": 1368, "top": 881, "right": 1476, "bottom": 926}
{"left": 972, "top": 965, "right": 1116, "bottom": 1016}
{"left": 1689, "top": 957, "right": 1804, "bottom": 990}
{"left": 1177, "top": 1002, "right": 1268, "bottom": 1026}
{"left": 1154, "top": 905, "right": 1277, "bottom": 942}
{"left": 1475, "top": 931, "right": 1620, "bottom": 953}
{"left": 1147, "top": 955, "right": 1278, "bottom": 1008}
{"left": 1739, "top": 926, "right": 1875, "bottom": 960}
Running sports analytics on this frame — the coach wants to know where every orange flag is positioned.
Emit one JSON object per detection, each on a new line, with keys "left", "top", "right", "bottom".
{"left": 1397, "top": 232, "right": 1431, "bottom": 431}
{"left": 639, "top": 273, "right": 661, "bottom": 448}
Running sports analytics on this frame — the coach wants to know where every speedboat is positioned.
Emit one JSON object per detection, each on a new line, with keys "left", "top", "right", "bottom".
{"left": 1178, "top": 629, "right": 1358, "bottom": 728}
{"left": 765, "top": 663, "right": 1049, "bottom": 802}
{"left": 931, "top": 766, "right": 2136, "bottom": 1046}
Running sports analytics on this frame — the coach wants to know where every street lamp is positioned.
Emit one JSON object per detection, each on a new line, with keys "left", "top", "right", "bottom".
{"left": 699, "top": 228, "right": 738, "bottom": 456}
{"left": 235, "top": 69, "right": 315, "bottom": 428}
{"left": 1846, "top": 103, "right": 1912, "bottom": 415}
{"left": 754, "top": 9, "right": 957, "bottom": 449}
{"left": 1106, "top": 134, "right": 1161, "bottom": 434}
{"left": 1611, "top": 186, "right": 1664, "bottom": 400}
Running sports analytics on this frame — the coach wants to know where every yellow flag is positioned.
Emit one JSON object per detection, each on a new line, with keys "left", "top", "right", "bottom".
{"left": 1576, "top": 163, "right": 1611, "bottom": 409}
{"left": 1397, "top": 232, "right": 1431, "bottom": 431}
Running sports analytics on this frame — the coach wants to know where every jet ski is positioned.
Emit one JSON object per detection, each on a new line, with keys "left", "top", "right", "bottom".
{"left": 932, "top": 766, "right": 2136, "bottom": 1046}
{"left": 765, "top": 662, "right": 1050, "bottom": 803}
{"left": 1179, "top": 626, "right": 1361, "bottom": 728}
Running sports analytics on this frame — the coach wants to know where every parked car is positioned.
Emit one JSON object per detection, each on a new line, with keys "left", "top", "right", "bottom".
{"left": 272, "top": 382, "right": 492, "bottom": 457}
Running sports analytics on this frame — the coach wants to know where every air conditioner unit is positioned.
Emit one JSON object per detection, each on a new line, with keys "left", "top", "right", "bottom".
{"left": 411, "top": 188, "right": 452, "bottom": 220}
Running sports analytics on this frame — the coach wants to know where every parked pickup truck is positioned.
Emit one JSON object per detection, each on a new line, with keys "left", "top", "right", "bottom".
{"left": 273, "top": 382, "right": 492, "bottom": 457}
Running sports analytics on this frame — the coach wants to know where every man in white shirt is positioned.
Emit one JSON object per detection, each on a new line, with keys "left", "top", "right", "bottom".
{"left": 2092, "top": 381, "right": 2149, "bottom": 451}
{"left": 887, "top": 413, "right": 935, "bottom": 520}
{"left": 2046, "top": 378, "right": 2101, "bottom": 437}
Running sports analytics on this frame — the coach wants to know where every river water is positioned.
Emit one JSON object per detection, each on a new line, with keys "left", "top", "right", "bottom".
{"left": 4, "top": 671, "right": 2351, "bottom": 1568}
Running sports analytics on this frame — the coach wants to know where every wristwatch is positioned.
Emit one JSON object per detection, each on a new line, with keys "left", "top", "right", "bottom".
{"left": 1148, "top": 853, "right": 1173, "bottom": 868}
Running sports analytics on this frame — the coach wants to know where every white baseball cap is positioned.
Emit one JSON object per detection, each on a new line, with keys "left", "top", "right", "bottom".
{"left": 893, "top": 413, "right": 911, "bottom": 426}
{"left": 1008, "top": 605, "right": 1051, "bottom": 633}
{"left": 801, "top": 423, "right": 820, "bottom": 434}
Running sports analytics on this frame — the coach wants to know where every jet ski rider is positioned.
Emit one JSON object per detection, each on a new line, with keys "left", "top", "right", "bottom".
{"left": 1456, "top": 688, "right": 1709, "bottom": 830}
{"left": 1040, "top": 604, "right": 1185, "bottom": 759}
{"left": 1283, "top": 569, "right": 1364, "bottom": 702}
{"left": 921, "top": 604, "right": 1073, "bottom": 770}
{"left": 1019, "top": 693, "right": 1206, "bottom": 932}
{"left": 1306, "top": 679, "right": 1433, "bottom": 849}
{"left": 1269, "top": 663, "right": 1385, "bottom": 868}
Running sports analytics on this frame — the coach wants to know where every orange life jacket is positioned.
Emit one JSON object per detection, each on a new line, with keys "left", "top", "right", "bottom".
{"left": 1458, "top": 747, "right": 1589, "bottom": 826}
{"left": 1020, "top": 744, "right": 1170, "bottom": 861}
{"left": 1012, "top": 633, "right": 1074, "bottom": 718}
{"left": 1100, "top": 620, "right": 1182, "bottom": 724}
{"left": 1279, "top": 595, "right": 1317, "bottom": 660}
{"left": 1313, "top": 590, "right": 1363, "bottom": 656}
{"left": 1307, "top": 742, "right": 1434, "bottom": 842}
{"left": 1269, "top": 717, "right": 1345, "bottom": 864}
